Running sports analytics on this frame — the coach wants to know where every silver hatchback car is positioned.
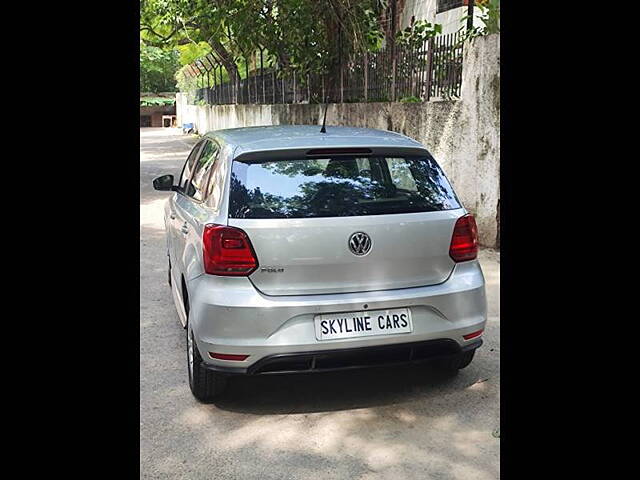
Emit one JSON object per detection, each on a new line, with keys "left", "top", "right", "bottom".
{"left": 153, "top": 125, "right": 486, "bottom": 400}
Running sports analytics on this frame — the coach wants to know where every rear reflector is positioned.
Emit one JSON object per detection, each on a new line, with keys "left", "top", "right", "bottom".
{"left": 463, "top": 329, "right": 484, "bottom": 340}
{"left": 449, "top": 214, "right": 479, "bottom": 262}
{"left": 203, "top": 224, "right": 258, "bottom": 276}
{"left": 209, "top": 352, "right": 250, "bottom": 361}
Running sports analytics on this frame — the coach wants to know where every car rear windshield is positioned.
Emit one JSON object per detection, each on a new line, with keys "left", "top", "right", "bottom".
{"left": 228, "top": 155, "right": 461, "bottom": 219}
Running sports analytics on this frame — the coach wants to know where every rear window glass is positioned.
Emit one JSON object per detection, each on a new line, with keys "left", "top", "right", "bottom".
{"left": 228, "top": 155, "right": 461, "bottom": 219}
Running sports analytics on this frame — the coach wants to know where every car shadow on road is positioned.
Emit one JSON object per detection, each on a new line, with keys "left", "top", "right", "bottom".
{"left": 213, "top": 361, "right": 484, "bottom": 415}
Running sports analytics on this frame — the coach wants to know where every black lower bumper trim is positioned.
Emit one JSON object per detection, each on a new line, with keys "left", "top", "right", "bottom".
{"left": 201, "top": 339, "right": 482, "bottom": 376}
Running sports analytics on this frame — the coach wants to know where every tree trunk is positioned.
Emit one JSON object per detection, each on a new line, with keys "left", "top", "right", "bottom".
{"left": 209, "top": 38, "right": 238, "bottom": 82}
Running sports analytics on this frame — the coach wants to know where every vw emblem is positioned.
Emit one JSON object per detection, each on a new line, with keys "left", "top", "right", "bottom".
{"left": 348, "top": 232, "right": 372, "bottom": 256}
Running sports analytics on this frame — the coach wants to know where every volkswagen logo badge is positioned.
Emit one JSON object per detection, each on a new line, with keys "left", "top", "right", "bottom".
{"left": 348, "top": 232, "right": 372, "bottom": 256}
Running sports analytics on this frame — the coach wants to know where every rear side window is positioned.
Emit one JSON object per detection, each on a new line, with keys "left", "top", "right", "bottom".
{"left": 228, "top": 155, "right": 461, "bottom": 219}
{"left": 185, "top": 140, "right": 219, "bottom": 202}
{"left": 179, "top": 141, "right": 203, "bottom": 191}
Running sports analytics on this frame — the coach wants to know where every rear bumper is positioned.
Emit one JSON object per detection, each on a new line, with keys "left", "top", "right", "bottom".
{"left": 202, "top": 338, "right": 482, "bottom": 375}
{"left": 187, "top": 260, "right": 487, "bottom": 372}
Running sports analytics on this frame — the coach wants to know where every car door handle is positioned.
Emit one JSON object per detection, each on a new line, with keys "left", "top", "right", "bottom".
{"left": 180, "top": 223, "right": 189, "bottom": 234}
{"left": 169, "top": 213, "right": 176, "bottom": 220}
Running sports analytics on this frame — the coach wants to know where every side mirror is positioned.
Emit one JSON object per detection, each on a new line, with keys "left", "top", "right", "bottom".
{"left": 153, "top": 174, "right": 176, "bottom": 192}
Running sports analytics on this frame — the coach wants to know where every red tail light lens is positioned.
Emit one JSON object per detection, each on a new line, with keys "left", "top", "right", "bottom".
{"left": 203, "top": 225, "right": 258, "bottom": 276}
{"left": 449, "top": 214, "right": 478, "bottom": 262}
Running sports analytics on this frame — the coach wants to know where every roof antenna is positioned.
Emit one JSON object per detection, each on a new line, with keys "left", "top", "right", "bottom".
{"left": 320, "top": 94, "right": 329, "bottom": 133}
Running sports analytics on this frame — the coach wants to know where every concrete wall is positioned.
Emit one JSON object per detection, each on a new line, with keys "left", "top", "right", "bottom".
{"left": 177, "top": 34, "right": 499, "bottom": 247}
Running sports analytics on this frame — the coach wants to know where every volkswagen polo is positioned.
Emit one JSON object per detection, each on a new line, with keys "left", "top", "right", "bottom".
{"left": 153, "top": 125, "right": 486, "bottom": 401}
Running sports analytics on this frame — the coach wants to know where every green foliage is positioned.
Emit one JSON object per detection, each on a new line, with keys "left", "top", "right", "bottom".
{"left": 177, "top": 42, "right": 211, "bottom": 66}
{"left": 396, "top": 20, "right": 442, "bottom": 47}
{"left": 459, "top": 0, "right": 500, "bottom": 39}
{"left": 140, "top": 42, "right": 180, "bottom": 92}
{"left": 140, "top": 0, "right": 388, "bottom": 90}
{"left": 399, "top": 96, "right": 421, "bottom": 103}
{"left": 363, "top": 6, "right": 386, "bottom": 52}
{"left": 478, "top": 0, "right": 500, "bottom": 34}
{"left": 140, "top": 97, "right": 176, "bottom": 106}
{"left": 175, "top": 66, "right": 191, "bottom": 93}
{"left": 394, "top": 21, "right": 442, "bottom": 101}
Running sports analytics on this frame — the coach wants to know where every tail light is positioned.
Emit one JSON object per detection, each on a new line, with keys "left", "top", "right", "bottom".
{"left": 449, "top": 214, "right": 478, "bottom": 262}
{"left": 202, "top": 224, "right": 258, "bottom": 276}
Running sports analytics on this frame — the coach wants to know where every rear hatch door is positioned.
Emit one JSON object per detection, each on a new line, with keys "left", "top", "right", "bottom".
{"left": 227, "top": 150, "right": 465, "bottom": 296}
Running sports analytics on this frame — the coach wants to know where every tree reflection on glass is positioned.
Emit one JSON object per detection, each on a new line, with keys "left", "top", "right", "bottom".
{"left": 229, "top": 156, "right": 460, "bottom": 219}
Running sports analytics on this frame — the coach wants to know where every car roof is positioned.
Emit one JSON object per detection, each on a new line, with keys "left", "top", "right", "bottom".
{"left": 203, "top": 125, "right": 427, "bottom": 158}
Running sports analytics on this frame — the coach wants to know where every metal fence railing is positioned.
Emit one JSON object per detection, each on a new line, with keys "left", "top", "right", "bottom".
{"left": 185, "top": 31, "right": 464, "bottom": 106}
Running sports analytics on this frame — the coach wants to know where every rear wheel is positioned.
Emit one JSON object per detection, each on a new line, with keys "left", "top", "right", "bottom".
{"left": 187, "top": 326, "right": 228, "bottom": 401}
{"left": 434, "top": 349, "right": 476, "bottom": 373}
{"left": 184, "top": 281, "right": 226, "bottom": 401}
{"left": 167, "top": 256, "right": 172, "bottom": 286}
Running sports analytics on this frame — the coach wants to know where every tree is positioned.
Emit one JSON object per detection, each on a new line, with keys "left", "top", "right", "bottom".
{"left": 141, "top": 0, "right": 242, "bottom": 83}
{"left": 140, "top": 0, "right": 387, "bottom": 96}
{"left": 140, "top": 43, "right": 180, "bottom": 92}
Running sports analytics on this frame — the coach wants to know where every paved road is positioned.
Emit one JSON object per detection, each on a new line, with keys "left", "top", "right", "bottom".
{"left": 140, "top": 127, "right": 500, "bottom": 479}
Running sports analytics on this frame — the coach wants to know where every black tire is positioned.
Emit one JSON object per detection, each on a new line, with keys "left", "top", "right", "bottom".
{"left": 167, "top": 257, "right": 172, "bottom": 286}
{"left": 184, "top": 279, "right": 226, "bottom": 401}
{"left": 434, "top": 349, "right": 476, "bottom": 373}
{"left": 187, "top": 326, "right": 227, "bottom": 401}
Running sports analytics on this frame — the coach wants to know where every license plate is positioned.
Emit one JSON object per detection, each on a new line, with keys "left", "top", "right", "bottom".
{"left": 314, "top": 308, "right": 413, "bottom": 341}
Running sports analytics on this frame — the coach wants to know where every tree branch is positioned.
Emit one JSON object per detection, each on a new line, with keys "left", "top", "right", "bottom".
{"left": 140, "top": 24, "right": 182, "bottom": 43}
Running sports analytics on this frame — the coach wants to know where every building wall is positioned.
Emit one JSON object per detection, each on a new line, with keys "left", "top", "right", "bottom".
{"left": 140, "top": 105, "right": 176, "bottom": 127}
{"left": 400, "top": 0, "right": 484, "bottom": 35}
{"left": 177, "top": 34, "right": 499, "bottom": 247}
